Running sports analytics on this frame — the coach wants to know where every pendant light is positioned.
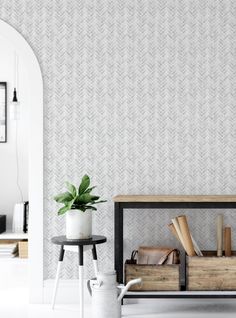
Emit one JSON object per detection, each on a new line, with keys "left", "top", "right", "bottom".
{"left": 10, "top": 52, "right": 20, "bottom": 120}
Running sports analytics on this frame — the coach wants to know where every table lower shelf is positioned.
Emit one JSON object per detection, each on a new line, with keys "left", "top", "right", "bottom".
{"left": 125, "top": 288, "right": 236, "bottom": 299}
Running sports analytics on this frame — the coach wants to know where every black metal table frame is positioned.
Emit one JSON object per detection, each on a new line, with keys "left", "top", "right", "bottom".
{"left": 114, "top": 201, "right": 236, "bottom": 299}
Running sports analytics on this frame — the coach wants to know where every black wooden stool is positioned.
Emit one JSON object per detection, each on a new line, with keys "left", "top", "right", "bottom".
{"left": 51, "top": 235, "right": 106, "bottom": 317}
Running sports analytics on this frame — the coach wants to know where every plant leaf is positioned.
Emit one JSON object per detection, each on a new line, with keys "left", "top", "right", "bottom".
{"left": 94, "top": 200, "right": 107, "bottom": 204}
{"left": 72, "top": 204, "right": 85, "bottom": 210}
{"left": 66, "top": 182, "right": 77, "bottom": 198}
{"left": 54, "top": 192, "right": 73, "bottom": 203}
{"left": 84, "top": 186, "right": 96, "bottom": 194}
{"left": 88, "top": 195, "right": 100, "bottom": 202}
{"left": 84, "top": 206, "right": 97, "bottom": 211}
{"left": 76, "top": 193, "right": 94, "bottom": 204}
{"left": 76, "top": 206, "right": 86, "bottom": 212}
{"left": 58, "top": 205, "right": 70, "bottom": 215}
{"left": 79, "top": 175, "right": 90, "bottom": 194}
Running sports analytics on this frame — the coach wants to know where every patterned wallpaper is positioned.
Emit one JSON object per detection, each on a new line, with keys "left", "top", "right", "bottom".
{"left": 1, "top": 0, "right": 236, "bottom": 279}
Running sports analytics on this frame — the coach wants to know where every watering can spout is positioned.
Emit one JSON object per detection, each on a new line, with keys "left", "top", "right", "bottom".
{"left": 117, "top": 278, "right": 142, "bottom": 302}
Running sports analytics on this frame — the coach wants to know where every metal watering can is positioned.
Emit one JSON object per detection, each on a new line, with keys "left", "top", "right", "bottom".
{"left": 87, "top": 271, "right": 141, "bottom": 318}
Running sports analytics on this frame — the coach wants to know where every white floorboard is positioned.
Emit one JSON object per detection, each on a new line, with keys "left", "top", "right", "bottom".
{"left": 1, "top": 287, "right": 236, "bottom": 317}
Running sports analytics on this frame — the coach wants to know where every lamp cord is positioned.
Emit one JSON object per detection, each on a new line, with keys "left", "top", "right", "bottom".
{"left": 13, "top": 51, "right": 23, "bottom": 202}
{"left": 15, "top": 113, "right": 23, "bottom": 203}
{"left": 14, "top": 51, "right": 18, "bottom": 91}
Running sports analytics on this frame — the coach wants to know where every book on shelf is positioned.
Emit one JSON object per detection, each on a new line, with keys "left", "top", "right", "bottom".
{"left": 0, "top": 243, "right": 18, "bottom": 253}
{"left": 0, "top": 242, "right": 18, "bottom": 258}
{"left": 0, "top": 253, "right": 17, "bottom": 258}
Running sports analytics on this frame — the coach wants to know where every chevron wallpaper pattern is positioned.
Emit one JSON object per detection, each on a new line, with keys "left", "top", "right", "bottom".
{"left": 1, "top": 0, "right": 236, "bottom": 279}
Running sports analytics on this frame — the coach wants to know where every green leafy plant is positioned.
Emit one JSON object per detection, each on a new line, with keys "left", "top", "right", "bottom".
{"left": 54, "top": 175, "right": 106, "bottom": 215}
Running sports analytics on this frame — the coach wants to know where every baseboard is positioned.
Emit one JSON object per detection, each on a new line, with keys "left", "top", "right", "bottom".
{"left": 43, "top": 279, "right": 92, "bottom": 304}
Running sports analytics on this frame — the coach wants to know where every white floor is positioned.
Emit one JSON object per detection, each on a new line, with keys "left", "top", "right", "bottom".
{"left": 1, "top": 287, "right": 236, "bottom": 318}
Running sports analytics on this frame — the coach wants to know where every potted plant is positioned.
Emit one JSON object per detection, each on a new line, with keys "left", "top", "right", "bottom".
{"left": 54, "top": 175, "right": 106, "bottom": 239}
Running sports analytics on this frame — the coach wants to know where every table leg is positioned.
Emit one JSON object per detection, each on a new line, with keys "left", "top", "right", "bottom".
{"left": 52, "top": 245, "right": 65, "bottom": 309}
{"left": 92, "top": 244, "right": 98, "bottom": 276}
{"left": 79, "top": 245, "right": 84, "bottom": 318}
{"left": 115, "top": 202, "right": 123, "bottom": 284}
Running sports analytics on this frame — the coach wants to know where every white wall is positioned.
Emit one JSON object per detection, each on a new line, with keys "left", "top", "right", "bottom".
{"left": 1, "top": 0, "right": 236, "bottom": 283}
{"left": 0, "top": 35, "right": 29, "bottom": 230}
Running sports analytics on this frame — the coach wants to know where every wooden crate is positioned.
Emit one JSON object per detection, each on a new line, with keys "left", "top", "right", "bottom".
{"left": 18, "top": 240, "right": 28, "bottom": 258}
{"left": 125, "top": 260, "right": 180, "bottom": 291}
{"left": 187, "top": 251, "right": 236, "bottom": 291}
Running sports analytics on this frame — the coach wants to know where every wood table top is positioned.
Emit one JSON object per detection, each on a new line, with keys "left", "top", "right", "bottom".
{"left": 113, "top": 195, "right": 236, "bottom": 203}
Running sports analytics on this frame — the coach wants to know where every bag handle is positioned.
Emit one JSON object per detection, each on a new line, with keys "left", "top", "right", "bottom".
{"left": 158, "top": 249, "right": 179, "bottom": 265}
{"left": 131, "top": 248, "right": 179, "bottom": 265}
{"left": 131, "top": 250, "right": 138, "bottom": 261}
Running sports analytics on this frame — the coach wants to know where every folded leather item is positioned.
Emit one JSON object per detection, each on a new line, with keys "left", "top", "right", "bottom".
{"left": 133, "top": 246, "right": 180, "bottom": 265}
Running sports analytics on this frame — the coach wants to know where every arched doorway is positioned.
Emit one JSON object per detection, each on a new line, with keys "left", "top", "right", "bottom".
{"left": 0, "top": 20, "right": 43, "bottom": 303}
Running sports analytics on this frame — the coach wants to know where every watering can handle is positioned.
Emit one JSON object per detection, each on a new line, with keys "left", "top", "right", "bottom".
{"left": 87, "top": 280, "right": 92, "bottom": 296}
{"left": 87, "top": 279, "right": 103, "bottom": 296}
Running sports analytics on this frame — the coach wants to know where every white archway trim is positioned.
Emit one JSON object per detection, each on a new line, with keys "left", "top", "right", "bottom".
{"left": 0, "top": 20, "right": 44, "bottom": 303}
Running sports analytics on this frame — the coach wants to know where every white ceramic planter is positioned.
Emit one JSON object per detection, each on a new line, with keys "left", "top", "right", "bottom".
{"left": 66, "top": 209, "right": 92, "bottom": 239}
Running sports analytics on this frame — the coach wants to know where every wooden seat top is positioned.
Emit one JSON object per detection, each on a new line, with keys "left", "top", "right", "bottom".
{"left": 51, "top": 235, "right": 107, "bottom": 246}
{"left": 113, "top": 195, "right": 236, "bottom": 203}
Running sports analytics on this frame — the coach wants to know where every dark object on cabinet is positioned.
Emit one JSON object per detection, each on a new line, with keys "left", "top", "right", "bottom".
{"left": 23, "top": 201, "right": 29, "bottom": 233}
{"left": 0, "top": 215, "right": 6, "bottom": 234}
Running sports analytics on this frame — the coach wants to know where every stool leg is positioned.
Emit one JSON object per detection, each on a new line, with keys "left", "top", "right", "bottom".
{"left": 92, "top": 244, "right": 98, "bottom": 276}
{"left": 51, "top": 245, "right": 64, "bottom": 309}
{"left": 79, "top": 245, "right": 84, "bottom": 318}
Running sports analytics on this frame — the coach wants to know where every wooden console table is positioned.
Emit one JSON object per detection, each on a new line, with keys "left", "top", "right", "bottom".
{"left": 113, "top": 195, "right": 236, "bottom": 299}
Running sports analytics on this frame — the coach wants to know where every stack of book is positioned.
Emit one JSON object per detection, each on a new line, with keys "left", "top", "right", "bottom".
{"left": 0, "top": 242, "right": 18, "bottom": 258}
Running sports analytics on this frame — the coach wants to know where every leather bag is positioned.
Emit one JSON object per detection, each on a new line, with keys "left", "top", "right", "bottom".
{"left": 132, "top": 246, "right": 180, "bottom": 265}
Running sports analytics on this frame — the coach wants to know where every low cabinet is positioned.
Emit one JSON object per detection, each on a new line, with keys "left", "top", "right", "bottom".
{"left": 114, "top": 195, "right": 236, "bottom": 299}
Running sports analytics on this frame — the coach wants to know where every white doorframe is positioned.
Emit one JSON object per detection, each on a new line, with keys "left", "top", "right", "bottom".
{"left": 0, "top": 20, "right": 44, "bottom": 303}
